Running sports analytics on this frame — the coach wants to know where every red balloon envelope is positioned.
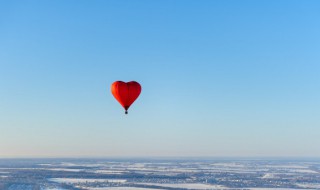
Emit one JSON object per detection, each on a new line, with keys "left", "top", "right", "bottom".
{"left": 111, "top": 81, "right": 142, "bottom": 114}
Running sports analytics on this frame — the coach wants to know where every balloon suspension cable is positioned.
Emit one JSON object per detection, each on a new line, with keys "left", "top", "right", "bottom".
{"left": 125, "top": 110, "right": 128, "bottom": 114}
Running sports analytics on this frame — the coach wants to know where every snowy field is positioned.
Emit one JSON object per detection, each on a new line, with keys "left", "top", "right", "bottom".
{"left": 136, "top": 183, "right": 226, "bottom": 189}
{"left": 0, "top": 159, "right": 319, "bottom": 190}
{"left": 49, "top": 178, "right": 127, "bottom": 184}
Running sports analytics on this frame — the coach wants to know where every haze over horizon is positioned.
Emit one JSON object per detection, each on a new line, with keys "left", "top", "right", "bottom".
{"left": 1, "top": 0, "right": 320, "bottom": 158}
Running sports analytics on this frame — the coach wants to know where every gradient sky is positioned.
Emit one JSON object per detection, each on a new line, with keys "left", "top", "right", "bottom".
{"left": 1, "top": 0, "right": 320, "bottom": 158}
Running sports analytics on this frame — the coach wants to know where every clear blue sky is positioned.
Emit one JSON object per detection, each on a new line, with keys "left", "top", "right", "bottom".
{"left": 1, "top": 0, "right": 320, "bottom": 158}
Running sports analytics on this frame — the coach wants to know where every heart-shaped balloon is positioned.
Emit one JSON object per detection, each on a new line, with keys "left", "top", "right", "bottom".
{"left": 111, "top": 81, "right": 142, "bottom": 114}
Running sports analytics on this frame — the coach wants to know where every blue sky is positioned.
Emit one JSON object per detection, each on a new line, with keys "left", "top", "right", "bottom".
{"left": 0, "top": 0, "right": 320, "bottom": 158}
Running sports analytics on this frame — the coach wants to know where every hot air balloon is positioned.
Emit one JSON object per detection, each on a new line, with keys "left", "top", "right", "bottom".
{"left": 111, "top": 81, "right": 141, "bottom": 114}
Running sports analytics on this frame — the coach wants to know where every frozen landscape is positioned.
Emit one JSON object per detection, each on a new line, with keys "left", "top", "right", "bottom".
{"left": 0, "top": 158, "right": 319, "bottom": 190}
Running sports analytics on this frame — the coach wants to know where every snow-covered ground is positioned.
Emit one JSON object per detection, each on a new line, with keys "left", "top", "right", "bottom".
{"left": 49, "top": 178, "right": 127, "bottom": 184}
{"left": 261, "top": 173, "right": 276, "bottom": 179}
{"left": 88, "top": 188, "right": 165, "bottom": 190}
{"left": 2, "top": 159, "right": 319, "bottom": 190}
{"left": 210, "top": 163, "right": 246, "bottom": 168}
{"left": 136, "top": 183, "right": 226, "bottom": 189}
{"left": 47, "top": 168, "right": 83, "bottom": 172}
{"left": 248, "top": 188, "right": 298, "bottom": 190}
{"left": 0, "top": 167, "right": 83, "bottom": 172}
{"left": 93, "top": 170, "right": 128, "bottom": 174}
{"left": 296, "top": 183, "right": 320, "bottom": 189}
{"left": 288, "top": 169, "right": 318, "bottom": 173}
